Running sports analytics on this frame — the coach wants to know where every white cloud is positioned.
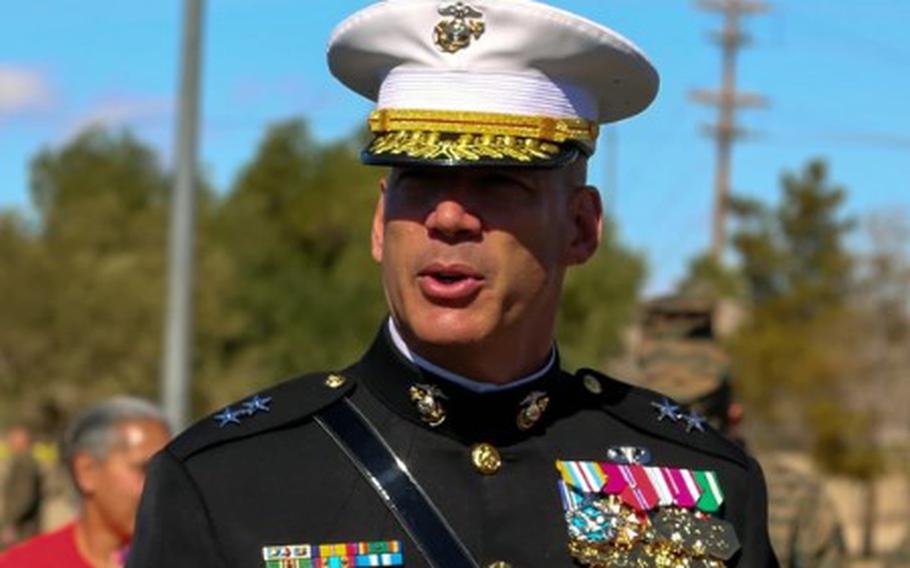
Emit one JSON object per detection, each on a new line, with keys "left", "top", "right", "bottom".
{"left": 66, "top": 95, "right": 173, "bottom": 138}
{"left": 0, "top": 66, "right": 53, "bottom": 114}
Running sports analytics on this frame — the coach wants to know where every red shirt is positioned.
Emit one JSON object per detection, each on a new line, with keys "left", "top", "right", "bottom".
{"left": 0, "top": 523, "right": 93, "bottom": 568}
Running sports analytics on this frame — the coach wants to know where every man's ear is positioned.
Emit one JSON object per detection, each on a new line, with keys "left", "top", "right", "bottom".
{"left": 72, "top": 452, "right": 98, "bottom": 496}
{"left": 371, "top": 177, "right": 388, "bottom": 263}
{"left": 564, "top": 185, "right": 603, "bottom": 266}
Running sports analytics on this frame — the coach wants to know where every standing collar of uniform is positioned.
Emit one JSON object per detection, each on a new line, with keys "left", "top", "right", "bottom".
{"left": 349, "top": 322, "right": 576, "bottom": 445}
{"left": 386, "top": 317, "right": 557, "bottom": 394}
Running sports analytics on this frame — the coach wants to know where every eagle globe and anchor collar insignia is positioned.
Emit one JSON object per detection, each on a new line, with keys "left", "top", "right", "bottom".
{"left": 516, "top": 390, "right": 550, "bottom": 430}
{"left": 554, "top": 456, "right": 738, "bottom": 566}
{"left": 409, "top": 383, "right": 448, "bottom": 427}
{"left": 434, "top": 2, "right": 485, "bottom": 53}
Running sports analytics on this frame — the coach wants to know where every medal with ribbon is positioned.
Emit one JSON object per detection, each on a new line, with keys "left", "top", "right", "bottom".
{"left": 555, "top": 459, "right": 739, "bottom": 565}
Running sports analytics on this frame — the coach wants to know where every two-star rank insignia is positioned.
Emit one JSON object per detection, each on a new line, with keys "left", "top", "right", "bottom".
{"left": 243, "top": 395, "right": 273, "bottom": 415}
{"left": 681, "top": 409, "right": 707, "bottom": 433}
{"left": 650, "top": 398, "right": 680, "bottom": 422}
{"left": 214, "top": 395, "right": 273, "bottom": 428}
{"left": 650, "top": 397, "right": 707, "bottom": 434}
{"left": 214, "top": 406, "right": 243, "bottom": 428}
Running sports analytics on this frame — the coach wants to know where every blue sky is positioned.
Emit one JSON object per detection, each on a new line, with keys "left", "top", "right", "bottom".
{"left": 2, "top": 1, "right": 908, "bottom": 292}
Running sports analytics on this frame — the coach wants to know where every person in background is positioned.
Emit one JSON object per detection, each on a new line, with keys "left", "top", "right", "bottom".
{"left": 0, "top": 397, "right": 170, "bottom": 568}
{"left": 885, "top": 530, "right": 910, "bottom": 568}
{"left": 760, "top": 455, "right": 847, "bottom": 568}
{"left": 1, "top": 425, "right": 42, "bottom": 549}
{"left": 628, "top": 294, "right": 847, "bottom": 568}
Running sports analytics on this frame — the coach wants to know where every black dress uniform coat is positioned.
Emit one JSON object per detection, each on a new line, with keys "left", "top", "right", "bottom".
{"left": 129, "top": 326, "right": 778, "bottom": 567}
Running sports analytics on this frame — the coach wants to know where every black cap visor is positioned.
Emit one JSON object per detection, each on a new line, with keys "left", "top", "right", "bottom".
{"left": 361, "top": 132, "right": 588, "bottom": 169}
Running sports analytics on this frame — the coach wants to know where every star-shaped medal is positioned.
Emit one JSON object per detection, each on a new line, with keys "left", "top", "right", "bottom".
{"left": 681, "top": 409, "right": 707, "bottom": 433}
{"left": 242, "top": 394, "right": 272, "bottom": 415}
{"left": 650, "top": 398, "right": 680, "bottom": 422}
{"left": 214, "top": 406, "right": 243, "bottom": 427}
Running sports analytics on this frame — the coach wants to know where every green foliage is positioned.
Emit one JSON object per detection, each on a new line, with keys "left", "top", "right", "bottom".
{"left": 677, "top": 253, "right": 744, "bottom": 300}
{"left": 0, "top": 119, "right": 646, "bottom": 426}
{"left": 729, "top": 159, "right": 854, "bottom": 403}
{"left": 725, "top": 159, "right": 888, "bottom": 478}
{"left": 0, "top": 130, "right": 173, "bottom": 431}
{"left": 558, "top": 217, "right": 646, "bottom": 369}
{"left": 200, "top": 119, "right": 387, "bottom": 406}
{"left": 731, "top": 160, "right": 853, "bottom": 318}
{"left": 810, "top": 401, "right": 884, "bottom": 480}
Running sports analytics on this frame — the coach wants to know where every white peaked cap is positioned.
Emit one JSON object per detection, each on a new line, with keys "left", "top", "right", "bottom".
{"left": 328, "top": 0, "right": 659, "bottom": 167}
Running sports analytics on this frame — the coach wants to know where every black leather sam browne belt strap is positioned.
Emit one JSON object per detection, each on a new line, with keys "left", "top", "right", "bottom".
{"left": 315, "top": 398, "right": 480, "bottom": 568}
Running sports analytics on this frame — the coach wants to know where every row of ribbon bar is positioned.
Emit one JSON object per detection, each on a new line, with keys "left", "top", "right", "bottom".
{"left": 556, "top": 460, "right": 724, "bottom": 513}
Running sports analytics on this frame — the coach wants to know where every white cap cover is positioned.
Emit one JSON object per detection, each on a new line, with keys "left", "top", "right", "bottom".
{"left": 328, "top": 0, "right": 659, "bottom": 167}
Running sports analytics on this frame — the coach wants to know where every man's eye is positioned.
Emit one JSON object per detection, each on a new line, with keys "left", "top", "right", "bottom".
{"left": 397, "top": 179, "right": 425, "bottom": 191}
{"left": 481, "top": 174, "right": 531, "bottom": 193}
{"left": 390, "top": 178, "right": 427, "bottom": 196}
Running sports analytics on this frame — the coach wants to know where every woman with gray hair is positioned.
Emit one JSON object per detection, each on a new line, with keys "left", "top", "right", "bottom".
{"left": 0, "top": 396, "right": 170, "bottom": 568}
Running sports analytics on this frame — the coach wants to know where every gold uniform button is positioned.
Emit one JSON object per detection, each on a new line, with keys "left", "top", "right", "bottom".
{"left": 488, "top": 562, "right": 512, "bottom": 568}
{"left": 470, "top": 443, "right": 502, "bottom": 475}
{"left": 583, "top": 374, "right": 602, "bottom": 395}
{"left": 325, "top": 373, "right": 347, "bottom": 389}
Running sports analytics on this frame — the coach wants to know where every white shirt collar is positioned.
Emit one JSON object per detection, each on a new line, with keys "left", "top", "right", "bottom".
{"left": 386, "top": 317, "right": 556, "bottom": 394}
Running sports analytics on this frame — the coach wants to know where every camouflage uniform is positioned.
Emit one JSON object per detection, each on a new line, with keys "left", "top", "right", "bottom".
{"left": 761, "top": 455, "right": 846, "bottom": 568}
{"left": 624, "top": 294, "right": 847, "bottom": 567}
{"left": 885, "top": 530, "right": 910, "bottom": 568}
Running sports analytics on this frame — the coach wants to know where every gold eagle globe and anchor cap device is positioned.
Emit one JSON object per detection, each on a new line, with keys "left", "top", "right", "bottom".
{"left": 327, "top": 0, "right": 659, "bottom": 168}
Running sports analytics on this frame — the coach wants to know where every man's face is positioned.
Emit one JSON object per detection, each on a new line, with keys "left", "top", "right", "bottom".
{"left": 7, "top": 427, "right": 31, "bottom": 454}
{"left": 75, "top": 419, "right": 170, "bottom": 541}
{"left": 371, "top": 162, "right": 602, "bottom": 379}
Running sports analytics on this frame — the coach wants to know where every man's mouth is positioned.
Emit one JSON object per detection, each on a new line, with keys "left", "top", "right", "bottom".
{"left": 417, "top": 263, "right": 485, "bottom": 303}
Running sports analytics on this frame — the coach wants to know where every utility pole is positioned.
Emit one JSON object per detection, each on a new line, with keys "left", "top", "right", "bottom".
{"left": 162, "top": 0, "right": 205, "bottom": 431}
{"left": 691, "top": 0, "right": 768, "bottom": 261}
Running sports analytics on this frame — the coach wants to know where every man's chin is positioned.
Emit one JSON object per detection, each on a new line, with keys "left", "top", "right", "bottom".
{"left": 405, "top": 311, "right": 492, "bottom": 349}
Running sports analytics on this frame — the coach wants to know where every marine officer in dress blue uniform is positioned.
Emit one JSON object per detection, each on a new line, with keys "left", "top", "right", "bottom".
{"left": 128, "top": 1, "right": 778, "bottom": 566}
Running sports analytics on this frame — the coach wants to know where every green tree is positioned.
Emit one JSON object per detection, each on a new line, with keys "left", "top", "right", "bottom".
{"left": 727, "top": 160, "right": 869, "bottom": 460}
{"left": 723, "top": 167, "right": 909, "bottom": 554}
{"left": 204, "top": 120, "right": 386, "bottom": 405}
{"left": 731, "top": 160, "right": 853, "bottom": 318}
{"left": 0, "top": 212, "right": 46, "bottom": 416}
{"left": 677, "top": 253, "right": 744, "bottom": 300}
{"left": 0, "top": 129, "right": 174, "bottom": 430}
{"left": 0, "top": 118, "right": 647, "bottom": 426}
{"left": 557, "top": 217, "right": 646, "bottom": 369}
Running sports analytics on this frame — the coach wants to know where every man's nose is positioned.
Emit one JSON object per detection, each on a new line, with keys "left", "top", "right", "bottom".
{"left": 425, "top": 193, "right": 483, "bottom": 241}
